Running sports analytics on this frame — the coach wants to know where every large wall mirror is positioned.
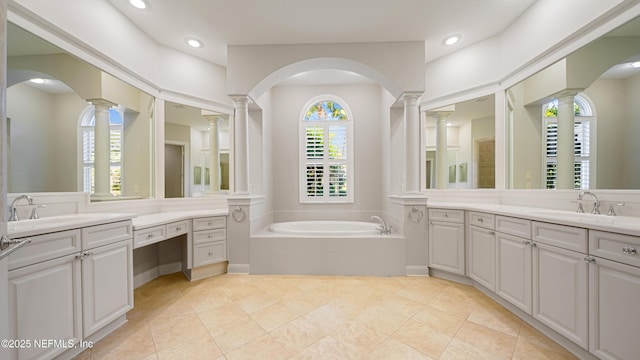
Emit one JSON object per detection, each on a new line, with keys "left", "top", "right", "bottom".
{"left": 423, "top": 95, "right": 496, "bottom": 189}
{"left": 164, "top": 101, "right": 230, "bottom": 197}
{"left": 6, "top": 23, "right": 154, "bottom": 201}
{"left": 507, "top": 16, "right": 640, "bottom": 190}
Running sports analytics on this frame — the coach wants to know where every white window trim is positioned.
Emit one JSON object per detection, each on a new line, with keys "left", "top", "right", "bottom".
{"left": 78, "top": 105, "right": 125, "bottom": 195}
{"left": 298, "top": 95, "right": 354, "bottom": 204}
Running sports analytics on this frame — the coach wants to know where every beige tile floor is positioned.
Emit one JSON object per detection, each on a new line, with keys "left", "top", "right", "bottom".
{"left": 75, "top": 273, "right": 578, "bottom": 360}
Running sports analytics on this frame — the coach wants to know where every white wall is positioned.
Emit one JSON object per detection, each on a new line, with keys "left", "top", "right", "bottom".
{"left": 270, "top": 84, "right": 385, "bottom": 220}
{"left": 624, "top": 73, "right": 640, "bottom": 188}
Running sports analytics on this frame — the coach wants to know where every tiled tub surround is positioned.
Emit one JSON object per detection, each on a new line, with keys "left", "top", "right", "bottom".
{"left": 428, "top": 202, "right": 640, "bottom": 360}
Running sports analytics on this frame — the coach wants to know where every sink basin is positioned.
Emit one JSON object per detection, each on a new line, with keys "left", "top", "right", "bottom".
{"left": 528, "top": 209, "right": 639, "bottom": 228}
{"left": 7, "top": 213, "right": 130, "bottom": 235}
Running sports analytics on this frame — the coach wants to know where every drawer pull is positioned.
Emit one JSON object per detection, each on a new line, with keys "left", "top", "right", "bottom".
{"left": 76, "top": 251, "right": 93, "bottom": 260}
{"left": 208, "top": 251, "right": 213, "bottom": 256}
{"left": 176, "top": 226, "right": 182, "bottom": 231}
{"left": 623, "top": 247, "right": 637, "bottom": 255}
{"left": 146, "top": 233, "right": 155, "bottom": 239}
{"left": 444, "top": 214, "right": 448, "bottom": 218}
{"left": 478, "top": 218, "right": 484, "bottom": 223}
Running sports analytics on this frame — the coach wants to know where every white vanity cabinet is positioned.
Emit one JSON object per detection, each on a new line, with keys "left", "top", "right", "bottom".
{"left": 532, "top": 221, "right": 589, "bottom": 350}
{"left": 7, "top": 219, "right": 133, "bottom": 360}
{"left": 495, "top": 216, "right": 533, "bottom": 314}
{"left": 428, "top": 209, "right": 465, "bottom": 275}
{"left": 192, "top": 216, "right": 227, "bottom": 267}
{"left": 8, "top": 253, "right": 82, "bottom": 360}
{"left": 588, "top": 230, "right": 640, "bottom": 360}
{"left": 467, "top": 211, "right": 496, "bottom": 290}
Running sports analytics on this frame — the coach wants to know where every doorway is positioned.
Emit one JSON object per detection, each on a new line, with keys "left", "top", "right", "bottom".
{"left": 165, "top": 143, "right": 184, "bottom": 198}
{"left": 476, "top": 137, "right": 495, "bottom": 188}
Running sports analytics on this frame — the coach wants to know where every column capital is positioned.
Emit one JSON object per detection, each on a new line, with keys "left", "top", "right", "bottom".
{"left": 204, "top": 114, "right": 225, "bottom": 124}
{"left": 87, "top": 98, "right": 116, "bottom": 108}
{"left": 228, "top": 94, "right": 252, "bottom": 107}
{"left": 399, "top": 91, "right": 423, "bottom": 104}
{"left": 555, "top": 89, "right": 582, "bottom": 99}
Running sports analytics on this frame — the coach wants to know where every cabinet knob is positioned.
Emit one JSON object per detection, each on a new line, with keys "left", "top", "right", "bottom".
{"left": 623, "top": 247, "right": 637, "bottom": 255}
{"left": 584, "top": 256, "right": 596, "bottom": 263}
{"left": 147, "top": 233, "right": 154, "bottom": 239}
{"left": 208, "top": 251, "right": 213, "bottom": 256}
{"left": 176, "top": 227, "right": 182, "bottom": 231}
{"left": 478, "top": 218, "right": 484, "bottom": 223}
{"left": 489, "top": 231, "right": 495, "bottom": 236}
{"left": 523, "top": 240, "right": 530, "bottom": 245}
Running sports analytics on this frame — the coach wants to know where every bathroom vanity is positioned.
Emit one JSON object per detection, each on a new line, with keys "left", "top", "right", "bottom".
{"left": 6, "top": 214, "right": 134, "bottom": 360}
{"left": 428, "top": 204, "right": 640, "bottom": 360}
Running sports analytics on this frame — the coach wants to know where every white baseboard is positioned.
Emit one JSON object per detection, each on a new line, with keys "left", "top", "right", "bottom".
{"left": 227, "top": 263, "right": 250, "bottom": 274}
{"left": 406, "top": 265, "right": 429, "bottom": 276}
{"left": 134, "top": 261, "right": 182, "bottom": 288}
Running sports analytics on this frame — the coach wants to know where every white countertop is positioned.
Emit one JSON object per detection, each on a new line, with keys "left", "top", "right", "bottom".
{"left": 8, "top": 213, "right": 136, "bottom": 238}
{"left": 428, "top": 202, "right": 640, "bottom": 236}
{"left": 132, "top": 209, "right": 228, "bottom": 230}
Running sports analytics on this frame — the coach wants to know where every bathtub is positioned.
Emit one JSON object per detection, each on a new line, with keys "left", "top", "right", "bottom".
{"left": 269, "top": 220, "right": 381, "bottom": 236}
{"left": 251, "top": 220, "right": 406, "bottom": 276}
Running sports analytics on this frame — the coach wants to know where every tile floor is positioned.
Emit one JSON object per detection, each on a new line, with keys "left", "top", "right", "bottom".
{"left": 75, "top": 273, "right": 578, "bottom": 360}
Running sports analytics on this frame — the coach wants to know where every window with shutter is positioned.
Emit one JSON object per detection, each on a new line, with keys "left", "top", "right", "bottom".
{"left": 543, "top": 95, "right": 594, "bottom": 189}
{"left": 299, "top": 97, "right": 353, "bottom": 203}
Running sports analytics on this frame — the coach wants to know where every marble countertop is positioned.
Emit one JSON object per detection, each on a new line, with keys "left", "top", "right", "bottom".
{"left": 132, "top": 209, "right": 228, "bottom": 230}
{"left": 427, "top": 202, "right": 640, "bottom": 237}
{"left": 8, "top": 212, "right": 136, "bottom": 238}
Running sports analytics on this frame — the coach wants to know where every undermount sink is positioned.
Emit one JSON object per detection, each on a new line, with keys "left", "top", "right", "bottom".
{"left": 528, "top": 209, "right": 639, "bottom": 228}
{"left": 7, "top": 213, "right": 129, "bottom": 234}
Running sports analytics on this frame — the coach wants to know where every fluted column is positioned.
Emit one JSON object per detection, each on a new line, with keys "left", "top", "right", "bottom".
{"left": 89, "top": 99, "right": 116, "bottom": 198}
{"left": 436, "top": 112, "right": 451, "bottom": 189}
{"left": 230, "top": 95, "right": 250, "bottom": 194}
{"left": 556, "top": 93, "right": 577, "bottom": 189}
{"left": 205, "top": 115, "right": 222, "bottom": 193}
{"left": 402, "top": 92, "right": 422, "bottom": 193}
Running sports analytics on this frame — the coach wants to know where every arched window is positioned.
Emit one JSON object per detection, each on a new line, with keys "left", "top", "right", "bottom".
{"left": 299, "top": 97, "right": 353, "bottom": 203}
{"left": 79, "top": 106, "right": 124, "bottom": 196}
{"left": 543, "top": 94, "right": 595, "bottom": 189}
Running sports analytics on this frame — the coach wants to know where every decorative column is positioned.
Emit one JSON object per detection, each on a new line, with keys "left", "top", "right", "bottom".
{"left": 402, "top": 92, "right": 422, "bottom": 193}
{"left": 556, "top": 93, "right": 577, "bottom": 189}
{"left": 89, "top": 99, "right": 116, "bottom": 198}
{"left": 435, "top": 111, "right": 451, "bottom": 189}
{"left": 205, "top": 115, "right": 222, "bottom": 193}
{"left": 230, "top": 95, "right": 250, "bottom": 194}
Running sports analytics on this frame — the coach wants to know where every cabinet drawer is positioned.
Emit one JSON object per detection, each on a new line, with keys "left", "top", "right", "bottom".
{"left": 532, "top": 221, "right": 587, "bottom": 253}
{"left": 194, "top": 229, "right": 226, "bottom": 245}
{"left": 133, "top": 225, "right": 166, "bottom": 249}
{"left": 590, "top": 230, "right": 640, "bottom": 267}
{"left": 8, "top": 229, "right": 81, "bottom": 270}
{"left": 193, "top": 216, "right": 226, "bottom": 231}
{"left": 428, "top": 209, "right": 464, "bottom": 223}
{"left": 469, "top": 212, "right": 495, "bottom": 230}
{"left": 82, "top": 220, "right": 132, "bottom": 250}
{"left": 496, "top": 216, "right": 531, "bottom": 239}
{"left": 166, "top": 220, "right": 189, "bottom": 238}
{"left": 194, "top": 241, "right": 226, "bottom": 267}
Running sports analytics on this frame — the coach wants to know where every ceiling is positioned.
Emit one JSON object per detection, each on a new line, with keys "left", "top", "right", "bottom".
{"left": 105, "top": 0, "right": 539, "bottom": 67}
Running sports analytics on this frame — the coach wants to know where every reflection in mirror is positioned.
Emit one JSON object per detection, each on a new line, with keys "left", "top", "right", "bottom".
{"left": 6, "top": 23, "right": 154, "bottom": 201}
{"left": 508, "top": 17, "right": 640, "bottom": 190}
{"left": 164, "top": 101, "right": 230, "bottom": 197}
{"left": 423, "top": 95, "right": 495, "bottom": 189}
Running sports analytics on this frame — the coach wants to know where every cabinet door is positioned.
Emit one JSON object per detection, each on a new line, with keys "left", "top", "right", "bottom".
{"left": 8, "top": 254, "right": 82, "bottom": 360}
{"left": 496, "top": 232, "right": 532, "bottom": 314}
{"left": 468, "top": 225, "right": 496, "bottom": 290}
{"left": 533, "top": 243, "right": 588, "bottom": 349}
{"left": 589, "top": 256, "right": 640, "bottom": 360}
{"left": 82, "top": 239, "right": 133, "bottom": 337}
{"left": 428, "top": 221, "right": 465, "bottom": 274}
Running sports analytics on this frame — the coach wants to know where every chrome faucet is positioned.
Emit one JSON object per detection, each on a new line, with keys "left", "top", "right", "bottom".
{"left": 9, "top": 195, "right": 34, "bottom": 221}
{"left": 370, "top": 215, "right": 391, "bottom": 235}
{"left": 577, "top": 191, "right": 600, "bottom": 214}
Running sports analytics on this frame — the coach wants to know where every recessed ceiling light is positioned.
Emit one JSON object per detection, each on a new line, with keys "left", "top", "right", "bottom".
{"left": 447, "top": 122, "right": 453, "bottom": 127}
{"left": 185, "top": 38, "right": 203, "bottom": 48}
{"left": 129, "top": 0, "right": 147, "bottom": 9}
{"left": 444, "top": 35, "right": 460, "bottom": 46}
{"left": 30, "top": 78, "right": 45, "bottom": 84}
{"left": 631, "top": 61, "right": 640, "bottom": 68}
